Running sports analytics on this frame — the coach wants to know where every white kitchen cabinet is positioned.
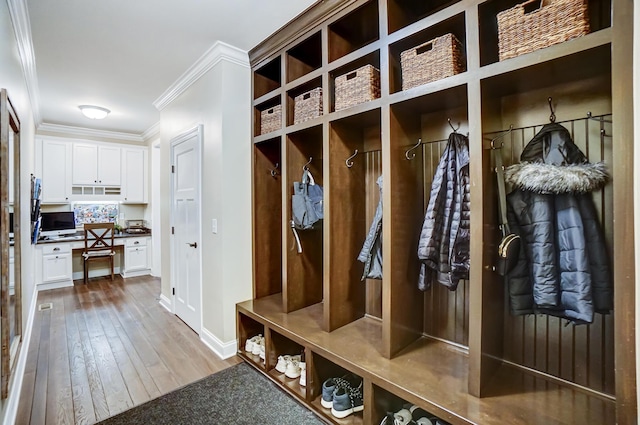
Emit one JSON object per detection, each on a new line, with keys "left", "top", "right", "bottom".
{"left": 41, "top": 244, "right": 73, "bottom": 284}
{"left": 122, "top": 237, "right": 150, "bottom": 277}
{"left": 41, "top": 139, "right": 71, "bottom": 203}
{"left": 122, "top": 147, "right": 148, "bottom": 203}
{"left": 72, "top": 143, "right": 121, "bottom": 186}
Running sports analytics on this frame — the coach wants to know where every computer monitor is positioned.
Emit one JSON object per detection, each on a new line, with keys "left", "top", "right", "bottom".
{"left": 40, "top": 211, "right": 77, "bottom": 238}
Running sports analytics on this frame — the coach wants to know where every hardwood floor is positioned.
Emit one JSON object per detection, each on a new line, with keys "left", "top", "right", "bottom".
{"left": 15, "top": 275, "right": 241, "bottom": 425}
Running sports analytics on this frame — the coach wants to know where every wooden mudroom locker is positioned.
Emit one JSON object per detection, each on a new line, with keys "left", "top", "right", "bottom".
{"left": 236, "top": 0, "right": 636, "bottom": 423}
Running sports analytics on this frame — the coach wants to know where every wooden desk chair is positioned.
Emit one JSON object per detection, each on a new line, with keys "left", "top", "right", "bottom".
{"left": 82, "top": 222, "right": 116, "bottom": 284}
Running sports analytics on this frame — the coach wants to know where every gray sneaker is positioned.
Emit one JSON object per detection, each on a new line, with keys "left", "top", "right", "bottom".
{"left": 330, "top": 379, "right": 364, "bottom": 418}
{"left": 320, "top": 375, "right": 358, "bottom": 408}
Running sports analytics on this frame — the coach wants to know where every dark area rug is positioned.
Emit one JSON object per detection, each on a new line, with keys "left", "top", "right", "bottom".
{"left": 96, "top": 362, "right": 326, "bottom": 425}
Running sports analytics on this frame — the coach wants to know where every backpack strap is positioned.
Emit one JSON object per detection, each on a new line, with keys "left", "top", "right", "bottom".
{"left": 492, "top": 147, "right": 510, "bottom": 237}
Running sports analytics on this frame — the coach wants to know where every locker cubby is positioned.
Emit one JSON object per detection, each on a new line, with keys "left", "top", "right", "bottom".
{"left": 254, "top": 97, "right": 282, "bottom": 137}
{"left": 328, "top": 0, "right": 380, "bottom": 63}
{"left": 477, "top": 0, "right": 612, "bottom": 67}
{"left": 386, "top": 0, "right": 460, "bottom": 34}
{"left": 327, "top": 109, "right": 381, "bottom": 330}
{"left": 286, "top": 77, "right": 323, "bottom": 127}
{"left": 479, "top": 54, "right": 615, "bottom": 397}
{"left": 287, "top": 31, "right": 322, "bottom": 83}
{"left": 253, "top": 138, "right": 282, "bottom": 299}
{"left": 388, "top": 13, "right": 466, "bottom": 94}
{"left": 309, "top": 352, "right": 364, "bottom": 425}
{"left": 267, "top": 331, "right": 306, "bottom": 400}
{"left": 237, "top": 312, "right": 265, "bottom": 369}
{"left": 285, "top": 125, "right": 324, "bottom": 314}
{"left": 387, "top": 84, "right": 470, "bottom": 356}
{"left": 329, "top": 51, "right": 381, "bottom": 114}
{"left": 254, "top": 56, "right": 281, "bottom": 99}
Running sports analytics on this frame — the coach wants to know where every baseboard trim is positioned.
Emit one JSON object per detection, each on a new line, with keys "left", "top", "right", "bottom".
{"left": 37, "top": 280, "right": 74, "bottom": 291}
{"left": 200, "top": 328, "right": 237, "bottom": 360}
{"left": 159, "top": 293, "right": 173, "bottom": 313}
{"left": 2, "top": 286, "right": 39, "bottom": 425}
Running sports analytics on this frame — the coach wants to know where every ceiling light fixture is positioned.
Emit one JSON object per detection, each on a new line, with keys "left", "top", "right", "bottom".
{"left": 79, "top": 105, "right": 111, "bottom": 120}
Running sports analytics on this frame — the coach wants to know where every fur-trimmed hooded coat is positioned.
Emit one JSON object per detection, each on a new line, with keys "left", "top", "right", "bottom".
{"left": 417, "top": 132, "right": 470, "bottom": 291}
{"left": 505, "top": 123, "right": 612, "bottom": 324}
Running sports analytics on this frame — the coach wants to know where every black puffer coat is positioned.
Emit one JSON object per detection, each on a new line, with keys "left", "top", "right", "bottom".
{"left": 505, "top": 123, "right": 612, "bottom": 324}
{"left": 417, "top": 132, "right": 470, "bottom": 291}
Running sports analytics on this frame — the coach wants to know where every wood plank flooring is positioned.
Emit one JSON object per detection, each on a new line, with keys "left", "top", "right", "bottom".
{"left": 16, "top": 275, "right": 241, "bottom": 425}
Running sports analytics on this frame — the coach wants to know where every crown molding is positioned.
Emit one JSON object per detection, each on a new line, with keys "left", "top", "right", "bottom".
{"left": 153, "top": 41, "right": 249, "bottom": 111}
{"left": 142, "top": 121, "right": 160, "bottom": 141}
{"left": 37, "top": 122, "right": 144, "bottom": 143}
{"left": 7, "top": 0, "right": 42, "bottom": 125}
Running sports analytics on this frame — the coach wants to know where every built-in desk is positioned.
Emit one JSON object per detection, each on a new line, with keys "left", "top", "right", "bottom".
{"left": 35, "top": 233, "right": 151, "bottom": 290}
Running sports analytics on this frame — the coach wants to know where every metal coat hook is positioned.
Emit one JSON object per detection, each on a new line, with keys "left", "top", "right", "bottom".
{"left": 270, "top": 162, "right": 279, "bottom": 177}
{"left": 448, "top": 118, "right": 460, "bottom": 133}
{"left": 490, "top": 125, "right": 513, "bottom": 149}
{"left": 345, "top": 149, "right": 358, "bottom": 168}
{"left": 303, "top": 157, "right": 312, "bottom": 171}
{"left": 548, "top": 97, "right": 556, "bottom": 123}
{"left": 405, "top": 139, "right": 422, "bottom": 160}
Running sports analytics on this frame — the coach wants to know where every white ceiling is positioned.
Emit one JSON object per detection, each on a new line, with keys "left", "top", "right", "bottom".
{"left": 26, "top": 0, "right": 317, "bottom": 137}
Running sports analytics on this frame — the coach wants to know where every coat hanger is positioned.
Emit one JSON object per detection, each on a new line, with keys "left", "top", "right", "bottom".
{"left": 405, "top": 139, "right": 421, "bottom": 160}
{"left": 548, "top": 97, "right": 556, "bottom": 123}
{"left": 448, "top": 118, "right": 460, "bottom": 133}
{"left": 269, "top": 162, "right": 279, "bottom": 177}
{"left": 489, "top": 125, "right": 513, "bottom": 149}
{"left": 303, "top": 157, "right": 312, "bottom": 171}
{"left": 345, "top": 149, "right": 358, "bottom": 168}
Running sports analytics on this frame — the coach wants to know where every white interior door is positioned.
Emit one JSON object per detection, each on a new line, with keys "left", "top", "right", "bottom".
{"left": 171, "top": 126, "right": 202, "bottom": 334}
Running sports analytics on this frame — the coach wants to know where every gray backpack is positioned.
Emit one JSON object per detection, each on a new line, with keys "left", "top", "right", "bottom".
{"left": 291, "top": 169, "right": 323, "bottom": 252}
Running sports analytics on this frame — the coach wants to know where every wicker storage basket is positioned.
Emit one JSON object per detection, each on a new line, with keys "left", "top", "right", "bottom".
{"left": 335, "top": 65, "right": 380, "bottom": 111}
{"left": 260, "top": 104, "right": 282, "bottom": 135}
{"left": 294, "top": 87, "right": 323, "bottom": 124}
{"left": 400, "top": 33, "right": 465, "bottom": 91}
{"left": 497, "top": 0, "right": 590, "bottom": 61}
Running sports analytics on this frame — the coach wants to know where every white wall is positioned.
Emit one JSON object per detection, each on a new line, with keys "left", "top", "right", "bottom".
{"left": 1, "top": 1, "right": 37, "bottom": 423}
{"left": 159, "top": 43, "right": 252, "bottom": 355}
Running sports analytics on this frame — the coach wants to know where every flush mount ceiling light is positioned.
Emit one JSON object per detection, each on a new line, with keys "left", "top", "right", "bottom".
{"left": 78, "top": 105, "right": 111, "bottom": 120}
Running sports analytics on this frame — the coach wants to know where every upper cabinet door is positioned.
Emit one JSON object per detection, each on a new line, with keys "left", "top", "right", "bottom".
{"left": 41, "top": 139, "right": 71, "bottom": 203}
{"left": 72, "top": 143, "right": 98, "bottom": 184}
{"left": 97, "top": 145, "right": 121, "bottom": 186}
{"left": 122, "top": 147, "right": 147, "bottom": 203}
{"left": 72, "top": 143, "right": 121, "bottom": 186}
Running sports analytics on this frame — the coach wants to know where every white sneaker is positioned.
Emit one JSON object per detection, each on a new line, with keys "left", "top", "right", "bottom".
{"left": 258, "top": 340, "right": 266, "bottom": 360}
{"left": 285, "top": 359, "right": 301, "bottom": 379}
{"left": 299, "top": 361, "right": 306, "bottom": 386}
{"left": 251, "top": 336, "right": 263, "bottom": 356}
{"left": 245, "top": 334, "right": 261, "bottom": 353}
{"left": 275, "top": 354, "right": 301, "bottom": 373}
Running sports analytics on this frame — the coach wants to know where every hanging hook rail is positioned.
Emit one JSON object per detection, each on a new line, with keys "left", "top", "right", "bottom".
{"left": 303, "top": 157, "right": 312, "bottom": 171}
{"left": 586, "top": 111, "right": 613, "bottom": 124}
{"left": 345, "top": 149, "right": 358, "bottom": 168}
{"left": 448, "top": 118, "right": 460, "bottom": 133}
{"left": 548, "top": 97, "right": 556, "bottom": 123}
{"left": 489, "top": 125, "right": 513, "bottom": 149}
{"left": 269, "top": 162, "right": 279, "bottom": 177}
{"left": 405, "top": 139, "right": 422, "bottom": 160}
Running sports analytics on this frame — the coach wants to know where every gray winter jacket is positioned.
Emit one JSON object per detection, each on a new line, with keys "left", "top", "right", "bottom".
{"left": 358, "top": 175, "right": 383, "bottom": 280}
{"left": 505, "top": 123, "right": 612, "bottom": 324}
{"left": 417, "top": 132, "right": 470, "bottom": 291}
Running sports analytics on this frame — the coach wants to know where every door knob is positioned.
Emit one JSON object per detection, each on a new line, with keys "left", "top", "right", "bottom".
{"left": 187, "top": 242, "right": 197, "bottom": 248}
